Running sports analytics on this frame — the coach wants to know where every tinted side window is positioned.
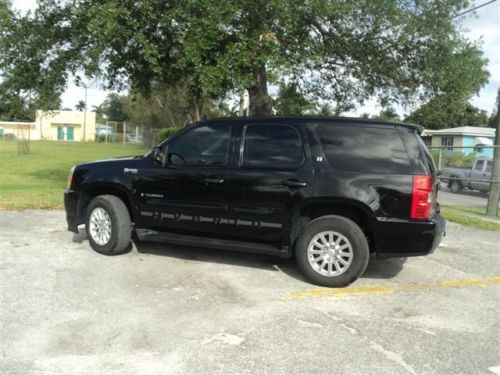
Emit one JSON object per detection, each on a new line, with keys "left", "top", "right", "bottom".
{"left": 242, "top": 125, "right": 304, "bottom": 169}
{"left": 486, "top": 161, "right": 493, "bottom": 172}
{"left": 317, "top": 125, "right": 411, "bottom": 174}
{"left": 416, "top": 133, "right": 437, "bottom": 174}
{"left": 167, "top": 124, "right": 230, "bottom": 166}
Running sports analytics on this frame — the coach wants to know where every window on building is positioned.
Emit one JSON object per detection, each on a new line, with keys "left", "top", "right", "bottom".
{"left": 441, "top": 137, "right": 454, "bottom": 151}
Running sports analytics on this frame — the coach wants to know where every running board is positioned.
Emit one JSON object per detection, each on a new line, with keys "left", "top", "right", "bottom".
{"left": 136, "top": 229, "right": 290, "bottom": 258}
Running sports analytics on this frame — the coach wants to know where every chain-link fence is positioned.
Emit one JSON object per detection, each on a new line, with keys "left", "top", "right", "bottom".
{"left": 429, "top": 146, "right": 499, "bottom": 211}
{"left": 95, "top": 123, "right": 162, "bottom": 148}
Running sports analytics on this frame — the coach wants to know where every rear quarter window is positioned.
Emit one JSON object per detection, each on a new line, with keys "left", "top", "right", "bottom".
{"left": 316, "top": 124, "right": 411, "bottom": 174}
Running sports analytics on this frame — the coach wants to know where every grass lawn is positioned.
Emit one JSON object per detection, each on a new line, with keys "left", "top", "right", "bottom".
{"left": 441, "top": 205, "right": 500, "bottom": 231}
{"left": 0, "top": 141, "right": 147, "bottom": 209}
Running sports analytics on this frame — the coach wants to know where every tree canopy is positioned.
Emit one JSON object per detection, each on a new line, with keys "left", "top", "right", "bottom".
{"left": 405, "top": 97, "right": 489, "bottom": 129}
{"left": 0, "top": 1, "right": 61, "bottom": 120}
{"left": 273, "top": 82, "right": 315, "bottom": 116}
{"left": 1, "top": 0, "right": 490, "bottom": 117}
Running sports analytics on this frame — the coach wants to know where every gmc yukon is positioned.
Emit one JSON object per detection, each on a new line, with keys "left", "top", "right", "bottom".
{"left": 65, "top": 117, "right": 445, "bottom": 287}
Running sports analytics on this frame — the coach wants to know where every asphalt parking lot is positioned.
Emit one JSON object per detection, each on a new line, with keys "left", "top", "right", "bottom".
{"left": 1, "top": 210, "right": 499, "bottom": 374}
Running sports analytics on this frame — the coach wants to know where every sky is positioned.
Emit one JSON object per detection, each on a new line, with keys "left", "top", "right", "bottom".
{"left": 11, "top": 0, "right": 500, "bottom": 117}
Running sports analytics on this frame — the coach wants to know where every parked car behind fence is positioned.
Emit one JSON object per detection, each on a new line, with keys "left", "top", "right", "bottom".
{"left": 430, "top": 146, "right": 499, "bottom": 202}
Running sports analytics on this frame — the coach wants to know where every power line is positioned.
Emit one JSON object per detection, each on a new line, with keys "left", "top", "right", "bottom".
{"left": 453, "top": 0, "right": 498, "bottom": 18}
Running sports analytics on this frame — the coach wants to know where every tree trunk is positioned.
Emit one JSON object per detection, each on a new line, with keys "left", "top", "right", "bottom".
{"left": 194, "top": 101, "right": 201, "bottom": 121}
{"left": 239, "top": 89, "right": 245, "bottom": 116}
{"left": 486, "top": 89, "right": 500, "bottom": 217}
{"left": 248, "top": 67, "right": 272, "bottom": 116}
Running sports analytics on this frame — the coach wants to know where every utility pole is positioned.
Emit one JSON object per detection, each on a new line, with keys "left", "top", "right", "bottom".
{"left": 486, "top": 88, "right": 500, "bottom": 217}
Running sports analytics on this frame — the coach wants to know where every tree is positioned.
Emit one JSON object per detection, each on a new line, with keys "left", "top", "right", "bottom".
{"left": 118, "top": 83, "right": 221, "bottom": 129}
{"left": 405, "top": 98, "right": 488, "bottom": 129}
{"left": 98, "top": 93, "right": 128, "bottom": 122}
{"left": 273, "top": 82, "right": 315, "bottom": 115}
{"left": 488, "top": 112, "right": 498, "bottom": 128}
{"left": 75, "top": 100, "right": 86, "bottom": 111}
{"left": 0, "top": 75, "right": 61, "bottom": 121}
{"left": 2, "top": 1, "right": 489, "bottom": 116}
{"left": 488, "top": 96, "right": 498, "bottom": 128}
{"left": 0, "top": 1, "right": 61, "bottom": 120}
{"left": 374, "top": 107, "right": 400, "bottom": 121}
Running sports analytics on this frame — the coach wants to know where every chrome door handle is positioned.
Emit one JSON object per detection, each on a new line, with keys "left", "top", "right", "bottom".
{"left": 204, "top": 177, "right": 224, "bottom": 184}
{"left": 282, "top": 179, "right": 307, "bottom": 188}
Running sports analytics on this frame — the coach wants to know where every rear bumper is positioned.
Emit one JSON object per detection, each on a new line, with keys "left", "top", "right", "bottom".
{"left": 64, "top": 189, "right": 79, "bottom": 233}
{"left": 374, "top": 214, "right": 446, "bottom": 258}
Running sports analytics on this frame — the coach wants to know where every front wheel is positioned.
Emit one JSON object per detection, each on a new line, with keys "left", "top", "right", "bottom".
{"left": 86, "top": 195, "right": 132, "bottom": 255}
{"left": 295, "top": 215, "right": 369, "bottom": 287}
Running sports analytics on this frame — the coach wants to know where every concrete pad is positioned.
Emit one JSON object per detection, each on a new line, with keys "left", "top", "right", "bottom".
{"left": 1, "top": 210, "right": 499, "bottom": 374}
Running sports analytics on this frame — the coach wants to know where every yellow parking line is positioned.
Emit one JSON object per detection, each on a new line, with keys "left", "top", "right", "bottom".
{"left": 283, "top": 276, "right": 500, "bottom": 300}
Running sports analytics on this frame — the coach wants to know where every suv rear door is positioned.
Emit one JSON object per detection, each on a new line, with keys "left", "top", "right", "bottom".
{"left": 227, "top": 122, "right": 313, "bottom": 246}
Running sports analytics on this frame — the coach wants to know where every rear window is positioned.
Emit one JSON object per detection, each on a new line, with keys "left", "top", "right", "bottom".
{"left": 316, "top": 125, "right": 411, "bottom": 174}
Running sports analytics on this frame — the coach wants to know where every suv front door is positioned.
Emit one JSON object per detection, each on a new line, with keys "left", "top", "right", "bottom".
{"left": 135, "top": 123, "right": 233, "bottom": 237}
{"left": 227, "top": 123, "right": 313, "bottom": 246}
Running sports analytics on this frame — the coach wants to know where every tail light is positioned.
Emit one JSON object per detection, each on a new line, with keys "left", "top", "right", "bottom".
{"left": 411, "top": 175, "right": 433, "bottom": 220}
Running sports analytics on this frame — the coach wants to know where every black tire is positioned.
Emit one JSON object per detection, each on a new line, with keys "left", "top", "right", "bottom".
{"left": 295, "top": 215, "right": 369, "bottom": 287}
{"left": 450, "top": 179, "right": 463, "bottom": 194}
{"left": 85, "top": 195, "right": 132, "bottom": 255}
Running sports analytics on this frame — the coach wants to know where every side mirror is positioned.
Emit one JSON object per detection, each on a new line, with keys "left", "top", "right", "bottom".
{"left": 150, "top": 147, "right": 160, "bottom": 160}
{"left": 150, "top": 146, "right": 166, "bottom": 165}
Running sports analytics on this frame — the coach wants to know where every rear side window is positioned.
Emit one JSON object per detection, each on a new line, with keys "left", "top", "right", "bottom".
{"left": 474, "top": 160, "right": 485, "bottom": 171}
{"left": 242, "top": 124, "right": 304, "bottom": 169}
{"left": 316, "top": 125, "right": 410, "bottom": 174}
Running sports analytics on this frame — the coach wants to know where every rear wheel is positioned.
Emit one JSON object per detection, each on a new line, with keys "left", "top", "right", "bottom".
{"left": 86, "top": 195, "right": 132, "bottom": 255}
{"left": 295, "top": 215, "right": 369, "bottom": 287}
{"left": 450, "top": 179, "right": 463, "bottom": 194}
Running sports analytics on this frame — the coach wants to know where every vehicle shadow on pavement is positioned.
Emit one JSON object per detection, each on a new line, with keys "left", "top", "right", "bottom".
{"left": 133, "top": 238, "right": 406, "bottom": 283}
{"left": 73, "top": 229, "right": 406, "bottom": 283}
{"left": 134, "top": 239, "right": 284, "bottom": 271}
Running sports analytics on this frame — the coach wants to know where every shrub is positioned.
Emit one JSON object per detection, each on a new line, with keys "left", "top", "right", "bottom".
{"left": 431, "top": 150, "right": 477, "bottom": 168}
{"left": 158, "top": 127, "right": 182, "bottom": 142}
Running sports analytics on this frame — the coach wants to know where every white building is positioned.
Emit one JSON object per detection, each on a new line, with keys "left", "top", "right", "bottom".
{"left": 0, "top": 110, "right": 96, "bottom": 141}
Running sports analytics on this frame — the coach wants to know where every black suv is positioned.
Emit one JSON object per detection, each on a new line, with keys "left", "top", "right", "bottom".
{"left": 64, "top": 117, "right": 445, "bottom": 287}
